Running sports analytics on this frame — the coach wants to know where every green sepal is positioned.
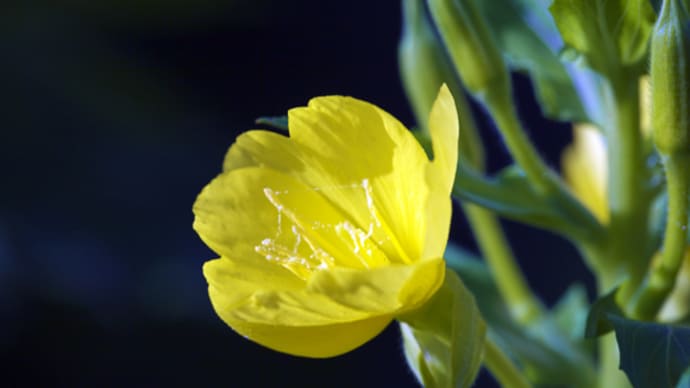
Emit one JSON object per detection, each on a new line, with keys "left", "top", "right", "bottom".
{"left": 549, "top": 0, "right": 656, "bottom": 77}
{"left": 453, "top": 164, "right": 602, "bottom": 241}
{"left": 399, "top": 269, "right": 486, "bottom": 388}
{"left": 474, "top": 0, "right": 587, "bottom": 122}
{"left": 255, "top": 115, "right": 289, "bottom": 131}
{"left": 444, "top": 245, "right": 597, "bottom": 387}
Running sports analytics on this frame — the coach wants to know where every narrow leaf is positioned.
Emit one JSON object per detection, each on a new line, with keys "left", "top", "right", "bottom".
{"left": 453, "top": 165, "right": 601, "bottom": 240}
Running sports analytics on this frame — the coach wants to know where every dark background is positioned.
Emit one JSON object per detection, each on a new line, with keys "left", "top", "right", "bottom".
{"left": 1, "top": 1, "right": 589, "bottom": 386}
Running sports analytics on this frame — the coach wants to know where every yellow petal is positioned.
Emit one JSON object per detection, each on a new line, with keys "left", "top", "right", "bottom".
{"left": 193, "top": 168, "right": 305, "bottom": 285}
{"left": 307, "top": 257, "right": 446, "bottom": 315}
{"left": 204, "top": 257, "right": 444, "bottom": 358}
{"left": 206, "top": 259, "right": 371, "bottom": 325}
{"left": 214, "top": 293, "right": 391, "bottom": 358}
{"left": 290, "top": 96, "right": 433, "bottom": 263}
{"left": 562, "top": 124, "right": 609, "bottom": 224}
{"left": 205, "top": 258, "right": 393, "bottom": 358}
{"left": 221, "top": 96, "right": 436, "bottom": 263}
{"left": 223, "top": 314, "right": 392, "bottom": 358}
{"left": 427, "top": 84, "right": 460, "bottom": 194}
{"left": 194, "top": 167, "right": 391, "bottom": 276}
{"left": 203, "top": 257, "right": 302, "bottom": 312}
{"left": 423, "top": 85, "right": 459, "bottom": 259}
{"left": 222, "top": 129, "right": 304, "bottom": 173}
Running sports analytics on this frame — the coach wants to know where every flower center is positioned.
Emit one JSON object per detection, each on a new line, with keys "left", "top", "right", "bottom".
{"left": 253, "top": 179, "right": 393, "bottom": 280}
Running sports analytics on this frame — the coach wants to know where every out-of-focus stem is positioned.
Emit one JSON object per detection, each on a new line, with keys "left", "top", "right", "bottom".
{"left": 463, "top": 203, "right": 542, "bottom": 324}
{"left": 488, "top": 92, "right": 556, "bottom": 196}
{"left": 604, "top": 81, "right": 649, "bottom": 298}
{"left": 484, "top": 338, "right": 531, "bottom": 388}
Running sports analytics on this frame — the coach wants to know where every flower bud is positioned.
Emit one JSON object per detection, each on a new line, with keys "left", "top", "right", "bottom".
{"left": 427, "top": 0, "right": 510, "bottom": 105}
{"left": 651, "top": 0, "right": 690, "bottom": 155}
{"left": 398, "top": 0, "right": 485, "bottom": 170}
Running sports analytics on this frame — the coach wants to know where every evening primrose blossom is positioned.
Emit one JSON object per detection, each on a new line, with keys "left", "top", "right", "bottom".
{"left": 193, "top": 86, "right": 459, "bottom": 358}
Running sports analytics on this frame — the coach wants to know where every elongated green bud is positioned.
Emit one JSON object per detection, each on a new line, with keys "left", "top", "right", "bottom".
{"left": 399, "top": 0, "right": 485, "bottom": 170}
{"left": 651, "top": 0, "right": 690, "bottom": 155}
{"left": 427, "top": 0, "right": 510, "bottom": 105}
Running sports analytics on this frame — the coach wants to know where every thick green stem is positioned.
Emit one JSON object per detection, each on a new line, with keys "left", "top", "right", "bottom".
{"left": 604, "top": 81, "right": 649, "bottom": 298}
{"left": 484, "top": 338, "right": 531, "bottom": 388}
{"left": 631, "top": 153, "right": 690, "bottom": 319}
{"left": 463, "top": 203, "right": 542, "bottom": 324}
{"left": 588, "top": 79, "right": 645, "bottom": 388}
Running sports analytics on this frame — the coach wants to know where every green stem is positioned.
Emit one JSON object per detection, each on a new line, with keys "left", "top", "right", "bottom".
{"left": 598, "top": 333, "right": 631, "bottom": 388}
{"left": 604, "top": 80, "right": 649, "bottom": 299}
{"left": 484, "top": 338, "right": 531, "bottom": 388}
{"left": 595, "top": 267, "right": 632, "bottom": 388}
{"left": 631, "top": 153, "right": 690, "bottom": 319}
{"left": 463, "top": 203, "right": 542, "bottom": 324}
{"left": 488, "top": 93, "right": 555, "bottom": 196}
{"left": 591, "top": 78, "right": 646, "bottom": 388}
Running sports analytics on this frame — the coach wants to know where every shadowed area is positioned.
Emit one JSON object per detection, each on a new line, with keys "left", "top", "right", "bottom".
{"left": 1, "top": 0, "right": 586, "bottom": 386}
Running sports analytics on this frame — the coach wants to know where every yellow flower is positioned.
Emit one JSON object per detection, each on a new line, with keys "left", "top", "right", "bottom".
{"left": 193, "top": 86, "right": 459, "bottom": 358}
{"left": 561, "top": 124, "right": 609, "bottom": 224}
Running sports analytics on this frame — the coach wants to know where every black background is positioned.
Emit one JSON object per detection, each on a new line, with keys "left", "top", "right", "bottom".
{"left": 1, "top": 1, "right": 590, "bottom": 386}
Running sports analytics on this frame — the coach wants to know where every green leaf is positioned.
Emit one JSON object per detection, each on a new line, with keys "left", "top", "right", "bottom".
{"left": 585, "top": 290, "right": 690, "bottom": 387}
{"left": 609, "top": 316, "right": 690, "bottom": 388}
{"left": 453, "top": 165, "right": 601, "bottom": 241}
{"left": 475, "top": 0, "right": 587, "bottom": 122}
{"left": 444, "top": 245, "right": 597, "bottom": 387}
{"left": 255, "top": 115, "right": 288, "bottom": 131}
{"left": 549, "top": 0, "right": 656, "bottom": 75}
{"left": 398, "top": 270, "right": 486, "bottom": 388}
